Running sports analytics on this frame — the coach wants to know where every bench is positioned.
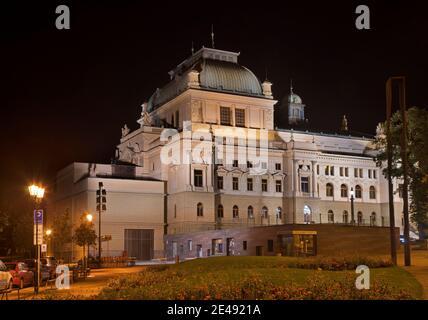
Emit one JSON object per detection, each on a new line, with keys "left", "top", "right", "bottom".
{"left": 0, "top": 288, "right": 20, "bottom": 300}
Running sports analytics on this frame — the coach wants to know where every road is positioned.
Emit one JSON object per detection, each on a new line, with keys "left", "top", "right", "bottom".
{"left": 4, "top": 266, "right": 147, "bottom": 300}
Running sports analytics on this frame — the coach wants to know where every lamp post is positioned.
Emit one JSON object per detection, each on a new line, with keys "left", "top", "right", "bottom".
{"left": 45, "top": 229, "right": 52, "bottom": 257}
{"left": 28, "top": 184, "right": 45, "bottom": 294}
{"left": 84, "top": 213, "right": 93, "bottom": 278}
{"left": 350, "top": 187, "right": 355, "bottom": 225}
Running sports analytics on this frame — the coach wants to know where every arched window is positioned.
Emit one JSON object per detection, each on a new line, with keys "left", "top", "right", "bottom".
{"left": 371, "top": 212, "right": 376, "bottom": 226}
{"left": 355, "top": 185, "right": 362, "bottom": 198}
{"left": 303, "top": 205, "right": 312, "bottom": 224}
{"left": 248, "top": 206, "right": 254, "bottom": 219}
{"left": 341, "top": 184, "right": 348, "bottom": 198}
{"left": 217, "top": 204, "right": 224, "bottom": 218}
{"left": 276, "top": 207, "right": 282, "bottom": 219}
{"left": 232, "top": 205, "right": 239, "bottom": 219}
{"left": 369, "top": 186, "right": 376, "bottom": 199}
{"left": 357, "top": 211, "right": 363, "bottom": 225}
{"left": 328, "top": 210, "right": 334, "bottom": 223}
{"left": 261, "top": 206, "right": 268, "bottom": 219}
{"left": 343, "top": 210, "right": 349, "bottom": 224}
{"left": 197, "top": 203, "right": 203, "bottom": 217}
{"left": 326, "top": 183, "right": 334, "bottom": 197}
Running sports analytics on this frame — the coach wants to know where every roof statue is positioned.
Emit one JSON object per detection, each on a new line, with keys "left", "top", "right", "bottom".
{"left": 121, "top": 124, "right": 130, "bottom": 138}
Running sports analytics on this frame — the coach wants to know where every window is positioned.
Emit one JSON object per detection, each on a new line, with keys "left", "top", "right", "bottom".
{"left": 359, "top": 168, "right": 363, "bottom": 178}
{"left": 354, "top": 168, "right": 358, "bottom": 177}
{"left": 243, "top": 241, "right": 247, "bottom": 250}
{"left": 328, "top": 210, "right": 334, "bottom": 223}
{"left": 398, "top": 184, "right": 404, "bottom": 198}
{"left": 232, "top": 177, "right": 239, "bottom": 190}
{"left": 194, "top": 170, "right": 203, "bottom": 187}
{"left": 357, "top": 211, "right": 363, "bottom": 225}
{"left": 340, "top": 184, "right": 348, "bottom": 198}
{"left": 330, "top": 166, "right": 335, "bottom": 176}
{"left": 220, "top": 106, "right": 231, "bottom": 125}
{"left": 275, "top": 163, "right": 282, "bottom": 170}
{"left": 276, "top": 207, "right": 282, "bottom": 220}
{"left": 301, "top": 177, "right": 309, "bottom": 193}
{"left": 212, "top": 239, "right": 223, "bottom": 254}
{"left": 174, "top": 204, "right": 177, "bottom": 218}
{"left": 217, "top": 176, "right": 224, "bottom": 190}
{"left": 325, "top": 166, "right": 330, "bottom": 175}
{"left": 233, "top": 159, "right": 238, "bottom": 167}
{"left": 355, "top": 185, "right": 362, "bottom": 198}
{"left": 345, "top": 167, "right": 349, "bottom": 177}
{"left": 233, "top": 205, "right": 239, "bottom": 218}
{"left": 217, "top": 204, "right": 224, "bottom": 218}
{"left": 373, "top": 170, "right": 377, "bottom": 179}
{"left": 343, "top": 210, "right": 349, "bottom": 224}
{"left": 247, "top": 178, "right": 253, "bottom": 191}
{"left": 262, "top": 179, "right": 268, "bottom": 192}
{"left": 262, "top": 206, "right": 269, "bottom": 219}
{"left": 368, "top": 170, "right": 372, "bottom": 179}
{"left": 247, "top": 161, "right": 253, "bottom": 168}
{"left": 261, "top": 162, "right": 267, "bottom": 170}
{"left": 267, "top": 240, "right": 274, "bottom": 252}
{"left": 188, "top": 240, "right": 193, "bottom": 251}
{"left": 340, "top": 167, "right": 344, "bottom": 176}
{"left": 371, "top": 212, "right": 376, "bottom": 226}
{"left": 235, "top": 109, "right": 245, "bottom": 127}
{"left": 369, "top": 186, "right": 376, "bottom": 199}
{"left": 326, "top": 183, "right": 334, "bottom": 197}
{"left": 197, "top": 203, "right": 203, "bottom": 217}
{"left": 275, "top": 180, "right": 282, "bottom": 193}
{"left": 248, "top": 206, "right": 254, "bottom": 219}
{"left": 317, "top": 165, "right": 320, "bottom": 175}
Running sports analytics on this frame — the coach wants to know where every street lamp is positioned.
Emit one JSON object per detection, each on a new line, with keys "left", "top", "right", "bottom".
{"left": 350, "top": 187, "right": 355, "bottom": 225}
{"left": 46, "top": 229, "right": 52, "bottom": 236}
{"left": 83, "top": 212, "right": 93, "bottom": 278}
{"left": 86, "top": 213, "right": 93, "bottom": 222}
{"left": 28, "top": 184, "right": 45, "bottom": 294}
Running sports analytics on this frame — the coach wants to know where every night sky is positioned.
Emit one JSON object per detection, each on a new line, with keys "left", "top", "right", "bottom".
{"left": 1, "top": 1, "right": 427, "bottom": 202}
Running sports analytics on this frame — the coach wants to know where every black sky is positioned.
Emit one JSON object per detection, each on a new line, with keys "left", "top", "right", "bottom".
{"left": 1, "top": 0, "right": 427, "bottom": 199}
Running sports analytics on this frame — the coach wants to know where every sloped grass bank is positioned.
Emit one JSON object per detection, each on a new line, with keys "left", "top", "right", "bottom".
{"left": 97, "top": 256, "right": 423, "bottom": 300}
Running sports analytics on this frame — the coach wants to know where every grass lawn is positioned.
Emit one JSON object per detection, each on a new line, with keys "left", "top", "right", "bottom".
{"left": 96, "top": 256, "right": 423, "bottom": 300}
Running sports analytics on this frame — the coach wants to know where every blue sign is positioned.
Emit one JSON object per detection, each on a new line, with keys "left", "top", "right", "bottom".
{"left": 34, "top": 209, "right": 43, "bottom": 225}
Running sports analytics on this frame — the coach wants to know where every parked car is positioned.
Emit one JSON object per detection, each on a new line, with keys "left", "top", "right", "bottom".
{"left": 40, "top": 256, "right": 58, "bottom": 279}
{"left": 24, "top": 259, "right": 50, "bottom": 283}
{"left": 4, "top": 262, "right": 34, "bottom": 289}
{"left": 0, "top": 260, "right": 13, "bottom": 291}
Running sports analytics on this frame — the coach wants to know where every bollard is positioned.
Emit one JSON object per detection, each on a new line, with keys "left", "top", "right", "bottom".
{"left": 175, "top": 255, "right": 179, "bottom": 264}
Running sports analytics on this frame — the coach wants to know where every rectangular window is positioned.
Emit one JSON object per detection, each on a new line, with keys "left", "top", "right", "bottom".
{"left": 188, "top": 240, "right": 193, "bottom": 251}
{"left": 325, "top": 166, "right": 329, "bottom": 176}
{"left": 262, "top": 179, "right": 268, "bottom": 192}
{"left": 359, "top": 168, "right": 363, "bottom": 178}
{"left": 243, "top": 241, "right": 247, "bottom": 251}
{"left": 354, "top": 168, "right": 358, "bottom": 177}
{"left": 235, "top": 109, "right": 245, "bottom": 127}
{"left": 317, "top": 165, "right": 320, "bottom": 175}
{"left": 330, "top": 166, "right": 335, "bottom": 176}
{"left": 267, "top": 240, "right": 274, "bottom": 252}
{"left": 233, "top": 177, "right": 239, "bottom": 190}
{"left": 368, "top": 170, "right": 372, "bottom": 179}
{"left": 247, "top": 178, "right": 253, "bottom": 191}
{"left": 301, "top": 177, "right": 309, "bottom": 193}
{"left": 247, "top": 161, "right": 253, "bottom": 168}
{"left": 275, "top": 163, "right": 281, "bottom": 171}
{"left": 261, "top": 162, "right": 267, "bottom": 170}
{"left": 373, "top": 170, "right": 377, "bottom": 179}
{"left": 340, "top": 167, "right": 344, "bottom": 176}
{"left": 233, "top": 159, "right": 238, "bottom": 168}
{"left": 276, "top": 180, "right": 282, "bottom": 193}
{"left": 220, "top": 107, "right": 231, "bottom": 125}
{"left": 345, "top": 167, "right": 349, "bottom": 177}
{"left": 217, "top": 176, "right": 224, "bottom": 190}
{"left": 194, "top": 170, "right": 203, "bottom": 187}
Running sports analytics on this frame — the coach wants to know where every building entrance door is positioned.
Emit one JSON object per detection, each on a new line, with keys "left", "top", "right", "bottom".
{"left": 124, "top": 229, "right": 154, "bottom": 261}
{"left": 256, "top": 246, "right": 263, "bottom": 256}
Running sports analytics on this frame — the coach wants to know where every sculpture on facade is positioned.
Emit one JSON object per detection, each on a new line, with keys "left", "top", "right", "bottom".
{"left": 121, "top": 124, "right": 130, "bottom": 137}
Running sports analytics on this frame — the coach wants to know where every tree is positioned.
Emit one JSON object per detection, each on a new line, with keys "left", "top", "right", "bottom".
{"left": 51, "top": 210, "right": 72, "bottom": 261}
{"left": 73, "top": 218, "right": 97, "bottom": 269}
{"left": 374, "top": 107, "right": 428, "bottom": 238}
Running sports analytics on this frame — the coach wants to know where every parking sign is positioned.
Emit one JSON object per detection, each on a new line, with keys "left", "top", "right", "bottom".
{"left": 34, "top": 209, "right": 43, "bottom": 225}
